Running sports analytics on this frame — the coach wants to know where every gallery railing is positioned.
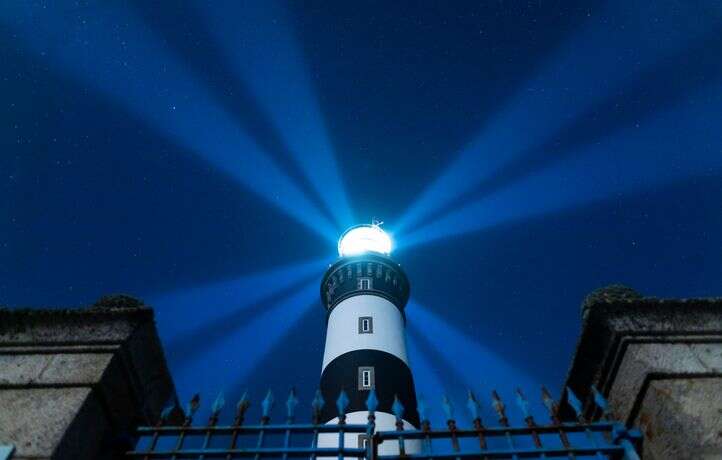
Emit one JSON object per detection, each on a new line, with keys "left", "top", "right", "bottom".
{"left": 126, "top": 386, "right": 641, "bottom": 460}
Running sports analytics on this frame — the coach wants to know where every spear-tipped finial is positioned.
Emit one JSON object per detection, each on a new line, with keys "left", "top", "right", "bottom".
{"left": 212, "top": 392, "right": 226, "bottom": 415}
{"left": 261, "top": 390, "right": 275, "bottom": 419}
{"left": 286, "top": 388, "right": 299, "bottom": 421}
{"left": 160, "top": 404, "right": 175, "bottom": 423}
{"left": 466, "top": 389, "right": 481, "bottom": 421}
{"left": 514, "top": 388, "right": 530, "bottom": 419}
{"left": 336, "top": 389, "right": 350, "bottom": 417}
{"left": 566, "top": 386, "right": 584, "bottom": 421}
{"left": 186, "top": 394, "right": 201, "bottom": 419}
{"left": 392, "top": 395, "right": 405, "bottom": 420}
{"left": 491, "top": 390, "right": 509, "bottom": 426}
{"left": 591, "top": 385, "right": 611, "bottom": 419}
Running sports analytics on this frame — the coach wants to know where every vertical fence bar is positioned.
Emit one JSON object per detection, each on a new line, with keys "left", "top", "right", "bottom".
{"left": 143, "top": 405, "right": 174, "bottom": 460}
{"left": 541, "top": 386, "right": 575, "bottom": 460}
{"left": 567, "top": 387, "right": 605, "bottom": 460}
{"left": 366, "top": 390, "right": 378, "bottom": 460}
{"left": 282, "top": 389, "right": 299, "bottom": 460}
{"left": 310, "top": 390, "right": 325, "bottom": 460}
{"left": 171, "top": 394, "right": 200, "bottom": 460}
{"left": 466, "top": 390, "right": 487, "bottom": 458}
{"left": 254, "top": 390, "right": 274, "bottom": 460}
{"left": 226, "top": 392, "right": 250, "bottom": 460}
{"left": 392, "top": 396, "right": 406, "bottom": 456}
{"left": 199, "top": 393, "right": 225, "bottom": 460}
{"left": 417, "top": 398, "right": 433, "bottom": 460}
{"left": 441, "top": 395, "right": 460, "bottom": 460}
{"left": 491, "top": 390, "right": 519, "bottom": 460}
{"left": 337, "top": 390, "right": 350, "bottom": 460}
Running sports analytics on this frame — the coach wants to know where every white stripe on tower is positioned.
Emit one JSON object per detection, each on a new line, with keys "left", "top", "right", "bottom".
{"left": 322, "top": 295, "right": 408, "bottom": 370}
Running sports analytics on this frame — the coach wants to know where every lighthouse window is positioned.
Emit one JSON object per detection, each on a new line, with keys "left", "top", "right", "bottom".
{"left": 358, "top": 316, "right": 373, "bottom": 334}
{"left": 358, "top": 367, "right": 374, "bottom": 390}
{"left": 358, "top": 277, "right": 372, "bottom": 290}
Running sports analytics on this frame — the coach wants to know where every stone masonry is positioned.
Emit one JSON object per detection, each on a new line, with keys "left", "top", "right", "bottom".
{"left": 562, "top": 285, "right": 722, "bottom": 460}
{"left": 0, "top": 296, "right": 179, "bottom": 460}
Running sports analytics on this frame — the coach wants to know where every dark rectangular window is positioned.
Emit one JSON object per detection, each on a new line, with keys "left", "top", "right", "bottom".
{"left": 358, "top": 366, "right": 374, "bottom": 390}
{"left": 358, "top": 316, "right": 373, "bottom": 334}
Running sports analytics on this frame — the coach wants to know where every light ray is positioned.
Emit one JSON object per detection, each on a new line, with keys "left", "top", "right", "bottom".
{"left": 402, "top": 85, "right": 722, "bottom": 249}
{"left": 170, "top": 283, "right": 319, "bottom": 415}
{"left": 147, "top": 257, "right": 326, "bottom": 345}
{"left": 199, "top": 0, "right": 354, "bottom": 228}
{"left": 407, "top": 300, "right": 535, "bottom": 392}
{"left": 396, "top": 0, "right": 717, "bottom": 233}
{"left": 406, "top": 334, "right": 447, "bottom": 402}
{"left": 1, "top": 2, "right": 336, "bottom": 241}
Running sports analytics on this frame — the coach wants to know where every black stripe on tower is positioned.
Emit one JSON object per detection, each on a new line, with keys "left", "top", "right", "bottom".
{"left": 319, "top": 350, "right": 419, "bottom": 427}
{"left": 321, "top": 253, "right": 410, "bottom": 317}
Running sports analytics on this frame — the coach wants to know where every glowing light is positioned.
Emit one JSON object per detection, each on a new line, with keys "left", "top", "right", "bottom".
{"left": 338, "top": 224, "right": 392, "bottom": 257}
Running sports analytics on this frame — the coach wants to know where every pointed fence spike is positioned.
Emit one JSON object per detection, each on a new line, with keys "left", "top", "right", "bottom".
{"left": 591, "top": 385, "right": 610, "bottom": 417}
{"left": 312, "top": 389, "right": 325, "bottom": 412}
{"left": 237, "top": 390, "right": 250, "bottom": 412}
{"left": 262, "top": 389, "right": 275, "bottom": 418}
{"left": 566, "top": 386, "right": 583, "bottom": 419}
{"left": 211, "top": 392, "right": 226, "bottom": 415}
{"left": 286, "top": 388, "right": 299, "bottom": 419}
{"left": 491, "top": 390, "right": 508, "bottom": 426}
{"left": 466, "top": 390, "right": 481, "bottom": 421}
{"left": 365, "top": 388, "right": 379, "bottom": 413}
{"left": 417, "top": 396, "right": 430, "bottom": 424}
{"left": 186, "top": 394, "right": 201, "bottom": 418}
{"left": 515, "top": 388, "right": 530, "bottom": 418}
{"left": 441, "top": 395, "right": 454, "bottom": 421}
{"left": 540, "top": 386, "right": 556, "bottom": 411}
{"left": 336, "top": 389, "right": 350, "bottom": 417}
{"left": 392, "top": 395, "right": 405, "bottom": 420}
{"left": 160, "top": 404, "right": 175, "bottom": 421}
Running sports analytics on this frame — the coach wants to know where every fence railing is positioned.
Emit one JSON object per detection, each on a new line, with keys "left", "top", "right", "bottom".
{"left": 126, "top": 386, "right": 641, "bottom": 460}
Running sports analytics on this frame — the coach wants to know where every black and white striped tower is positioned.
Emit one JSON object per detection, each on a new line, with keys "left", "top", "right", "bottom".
{"left": 317, "top": 223, "right": 419, "bottom": 452}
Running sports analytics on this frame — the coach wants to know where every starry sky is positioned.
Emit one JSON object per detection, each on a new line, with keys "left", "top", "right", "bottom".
{"left": 2, "top": 1, "right": 722, "bottom": 424}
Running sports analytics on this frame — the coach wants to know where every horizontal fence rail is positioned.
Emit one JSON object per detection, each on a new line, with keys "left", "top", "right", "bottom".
{"left": 126, "top": 386, "right": 641, "bottom": 460}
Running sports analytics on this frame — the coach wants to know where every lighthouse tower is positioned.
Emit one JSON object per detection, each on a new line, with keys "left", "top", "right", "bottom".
{"left": 318, "top": 223, "right": 419, "bottom": 451}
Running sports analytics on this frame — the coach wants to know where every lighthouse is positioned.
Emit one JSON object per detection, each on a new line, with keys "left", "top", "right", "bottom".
{"left": 317, "top": 223, "right": 419, "bottom": 453}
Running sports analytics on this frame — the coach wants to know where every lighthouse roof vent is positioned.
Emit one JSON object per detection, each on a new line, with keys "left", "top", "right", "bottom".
{"left": 338, "top": 223, "right": 392, "bottom": 257}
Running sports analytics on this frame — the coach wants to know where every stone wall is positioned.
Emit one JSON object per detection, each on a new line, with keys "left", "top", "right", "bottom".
{"left": 0, "top": 299, "right": 179, "bottom": 460}
{"left": 561, "top": 286, "right": 722, "bottom": 459}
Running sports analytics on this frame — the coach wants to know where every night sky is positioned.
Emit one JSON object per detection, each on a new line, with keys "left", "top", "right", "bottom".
{"left": 2, "top": 1, "right": 722, "bottom": 424}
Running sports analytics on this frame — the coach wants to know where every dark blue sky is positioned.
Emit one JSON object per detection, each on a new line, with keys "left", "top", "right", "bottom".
{"left": 2, "top": 1, "right": 722, "bottom": 424}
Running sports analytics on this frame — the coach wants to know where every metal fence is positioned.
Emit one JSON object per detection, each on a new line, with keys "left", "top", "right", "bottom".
{"left": 126, "top": 386, "right": 641, "bottom": 460}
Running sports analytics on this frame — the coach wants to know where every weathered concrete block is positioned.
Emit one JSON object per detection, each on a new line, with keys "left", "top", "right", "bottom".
{"left": 562, "top": 285, "right": 722, "bottom": 458}
{"left": 0, "top": 301, "right": 179, "bottom": 459}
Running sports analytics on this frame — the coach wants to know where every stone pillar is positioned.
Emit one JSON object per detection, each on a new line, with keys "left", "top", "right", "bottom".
{"left": 561, "top": 285, "right": 722, "bottom": 460}
{"left": 0, "top": 296, "right": 180, "bottom": 460}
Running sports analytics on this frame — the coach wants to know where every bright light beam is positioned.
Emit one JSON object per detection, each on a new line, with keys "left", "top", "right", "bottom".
{"left": 396, "top": 0, "right": 717, "bottom": 234}
{"left": 199, "top": 0, "right": 354, "bottom": 229}
{"left": 1, "top": 2, "right": 336, "bottom": 242}
{"left": 402, "top": 85, "right": 722, "bottom": 249}
{"left": 407, "top": 300, "right": 535, "bottom": 393}
{"left": 146, "top": 257, "right": 326, "bottom": 343}
{"left": 406, "top": 334, "right": 447, "bottom": 403}
{"left": 169, "top": 283, "right": 319, "bottom": 416}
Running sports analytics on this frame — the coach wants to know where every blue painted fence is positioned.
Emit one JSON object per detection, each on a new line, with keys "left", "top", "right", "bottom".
{"left": 126, "top": 386, "right": 641, "bottom": 459}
